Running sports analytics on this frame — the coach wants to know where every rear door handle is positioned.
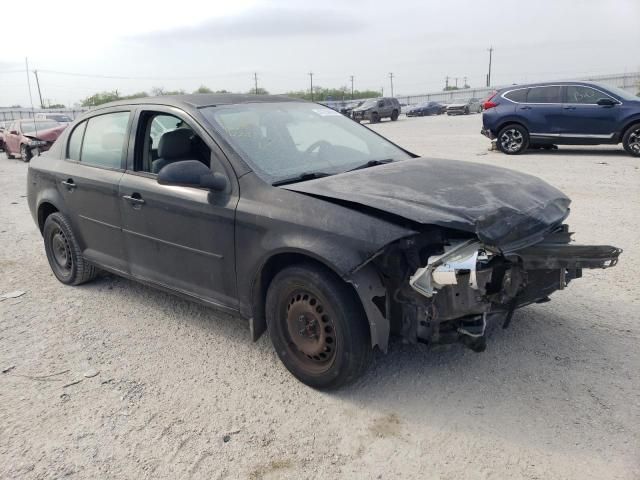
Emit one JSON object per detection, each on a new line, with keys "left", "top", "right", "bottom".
{"left": 520, "top": 106, "right": 532, "bottom": 110}
{"left": 61, "top": 179, "right": 76, "bottom": 189}
{"left": 122, "top": 194, "right": 145, "bottom": 206}
{"left": 563, "top": 106, "right": 576, "bottom": 110}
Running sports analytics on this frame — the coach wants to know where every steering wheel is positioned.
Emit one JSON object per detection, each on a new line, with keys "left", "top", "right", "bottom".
{"left": 304, "top": 140, "right": 332, "bottom": 155}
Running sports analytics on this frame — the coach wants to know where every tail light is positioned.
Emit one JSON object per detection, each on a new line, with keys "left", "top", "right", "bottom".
{"left": 483, "top": 92, "right": 498, "bottom": 110}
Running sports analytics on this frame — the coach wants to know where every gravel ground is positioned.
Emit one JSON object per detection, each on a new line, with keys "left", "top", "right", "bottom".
{"left": 1, "top": 113, "right": 639, "bottom": 479}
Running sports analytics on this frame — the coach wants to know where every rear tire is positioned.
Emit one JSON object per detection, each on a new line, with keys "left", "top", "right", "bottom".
{"left": 43, "top": 212, "right": 98, "bottom": 285}
{"left": 390, "top": 110, "right": 399, "bottom": 121}
{"left": 622, "top": 123, "right": 640, "bottom": 157}
{"left": 266, "top": 263, "right": 372, "bottom": 390}
{"left": 497, "top": 124, "right": 529, "bottom": 155}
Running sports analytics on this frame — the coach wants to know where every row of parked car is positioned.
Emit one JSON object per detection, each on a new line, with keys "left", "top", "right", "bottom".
{"left": 0, "top": 113, "right": 72, "bottom": 161}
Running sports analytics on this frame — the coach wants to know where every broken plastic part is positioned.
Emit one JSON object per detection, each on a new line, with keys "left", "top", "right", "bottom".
{"left": 409, "top": 240, "right": 483, "bottom": 297}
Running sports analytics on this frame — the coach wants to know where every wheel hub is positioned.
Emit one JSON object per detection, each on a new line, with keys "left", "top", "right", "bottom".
{"left": 500, "top": 128, "right": 523, "bottom": 152}
{"left": 629, "top": 129, "right": 640, "bottom": 154}
{"left": 51, "top": 230, "right": 70, "bottom": 270}
{"left": 286, "top": 292, "right": 335, "bottom": 362}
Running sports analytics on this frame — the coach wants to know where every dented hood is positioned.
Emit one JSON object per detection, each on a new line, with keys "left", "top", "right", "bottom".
{"left": 282, "top": 158, "right": 571, "bottom": 252}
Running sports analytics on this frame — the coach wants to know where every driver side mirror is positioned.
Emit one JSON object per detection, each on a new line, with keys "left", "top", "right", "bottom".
{"left": 157, "top": 160, "right": 228, "bottom": 191}
{"left": 597, "top": 98, "right": 617, "bottom": 107}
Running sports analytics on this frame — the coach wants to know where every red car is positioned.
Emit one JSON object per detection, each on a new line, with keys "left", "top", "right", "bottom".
{"left": 3, "top": 119, "right": 67, "bottom": 162}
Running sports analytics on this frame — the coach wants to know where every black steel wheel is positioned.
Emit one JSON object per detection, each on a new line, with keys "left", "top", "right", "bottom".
{"left": 622, "top": 123, "right": 640, "bottom": 157}
{"left": 497, "top": 124, "right": 529, "bottom": 155}
{"left": 266, "top": 263, "right": 372, "bottom": 389}
{"left": 20, "top": 144, "right": 32, "bottom": 162}
{"left": 43, "top": 212, "right": 98, "bottom": 285}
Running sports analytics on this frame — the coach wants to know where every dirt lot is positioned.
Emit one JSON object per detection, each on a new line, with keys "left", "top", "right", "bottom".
{"left": 1, "top": 113, "right": 639, "bottom": 479}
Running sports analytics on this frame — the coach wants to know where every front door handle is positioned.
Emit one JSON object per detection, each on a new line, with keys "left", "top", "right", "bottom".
{"left": 563, "top": 106, "right": 576, "bottom": 110}
{"left": 61, "top": 179, "right": 76, "bottom": 189}
{"left": 122, "top": 194, "right": 145, "bottom": 206}
{"left": 519, "top": 106, "right": 532, "bottom": 110}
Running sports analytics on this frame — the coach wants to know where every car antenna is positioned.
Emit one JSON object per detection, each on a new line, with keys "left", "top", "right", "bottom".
{"left": 25, "top": 57, "right": 39, "bottom": 138}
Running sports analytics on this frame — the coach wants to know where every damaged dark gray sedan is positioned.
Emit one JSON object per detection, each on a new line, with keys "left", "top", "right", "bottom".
{"left": 27, "top": 94, "right": 622, "bottom": 389}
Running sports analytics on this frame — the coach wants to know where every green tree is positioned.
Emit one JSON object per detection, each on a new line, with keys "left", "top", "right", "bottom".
{"left": 247, "top": 87, "right": 269, "bottom": 95}
{"left": 194, "top": 85, "right": 213, "bottom": 94}
{"left": 286, "top": 87, "right": 380, "bottom": 101}
{"left": 151, "top": 87, "right": 186, "bottom": 96}
{"left": 80, "top": 90, "right": 148, "bottom": 107}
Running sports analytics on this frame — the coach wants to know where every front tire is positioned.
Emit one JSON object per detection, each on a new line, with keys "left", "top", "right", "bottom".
{"left": 43, "top": 212, "right": 98, "bottom": 285}
{"left": 369, "top": 112, "right": 379, "bottom": 124}
{"left": 622, "top": 123, "right": 640, "bottom": 157}
{"left": 20, "top": 144, "right": 32, "bottom": 162}
{"left": 497, "top": 124, "right": 529, "bottom": 155}
{"left": 266, "top": 264, "right": 372, "bottom": 390}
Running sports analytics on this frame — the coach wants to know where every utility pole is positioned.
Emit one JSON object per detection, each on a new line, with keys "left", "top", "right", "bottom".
{"left": 350, "top": 75, "right": 354, "bottom": 99}
{"left": 381, "top": 87, "right": 384, "bottom": 96}
{"left": 455, "top": 77, "right": 459, "bottom": 88}
{"left": 253, "top": 72, "right": 258, "bottom": 94}
{"left": 463, "top": 76, "right": 468, "bottom": 88}
{"left": 389, "top": 72, "right": 394, "bottom": 97}
{"left": 33, "top": 69, "right": 44, "bottom": 108}
{"left": 445, "top": 76, "right": 449, "bottom": 89}
{"left": 487, "top": 46, "right": 494, "bottom": 87}
{"left": 308, "top": 72, "right": 314, "bottom": 101}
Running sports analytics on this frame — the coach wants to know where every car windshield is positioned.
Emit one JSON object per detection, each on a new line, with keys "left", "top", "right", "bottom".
{"left": 21, "top": 120, "right": 59, "bottom": 134}
{"left": 358, "top": 99, "right": 378, "bottom": 108}
{"left": 48, "top": 115, "right": 72, "bottom": 122}
{"left": 201, "top": 102, "right": 411, "bottom": 183}
{"left": 593, "top": 83, "right": 638, "bottom": 102}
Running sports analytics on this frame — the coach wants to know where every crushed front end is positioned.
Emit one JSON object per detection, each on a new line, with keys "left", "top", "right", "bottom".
{"left": 373, "top": 225, "right": 621, "bottom": 351}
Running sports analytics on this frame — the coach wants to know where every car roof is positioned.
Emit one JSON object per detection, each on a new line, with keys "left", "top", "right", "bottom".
{"left": 91, "top": 93, "right": 304, "bottom": 113}
{"left": 498, "top": 80, "right": 609, "bottom": 91}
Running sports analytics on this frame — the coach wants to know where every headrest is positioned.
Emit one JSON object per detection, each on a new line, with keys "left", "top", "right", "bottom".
{"left": 158, "top": 128, "right": 192, "bottom": 159}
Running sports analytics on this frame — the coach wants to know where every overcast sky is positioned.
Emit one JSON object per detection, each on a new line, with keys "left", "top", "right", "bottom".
{"left": 1, "top": 0, "right": 639, "bottom": 106}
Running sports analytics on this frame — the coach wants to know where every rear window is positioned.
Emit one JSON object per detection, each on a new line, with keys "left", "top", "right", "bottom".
{"left": 526, "top": 86, "right": 562, "bottom": 103}
{"left": 504, "top": 89, "right": 528, "bottom": 102}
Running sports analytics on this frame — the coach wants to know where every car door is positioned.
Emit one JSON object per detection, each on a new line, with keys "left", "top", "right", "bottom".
{"left": 559, "top": 85, "right": 621, "bottom": 139}
{"left": 5, "top": 122, "right": 19, "bottom": 154}
{"left": 55, "top": 109, "right": 131, "bottom": 273}
{"left": 517, "top": 85, "right": 564, "bottom": 137}
{"left": 118, "top": 107, "right": 239, "bottom": 308}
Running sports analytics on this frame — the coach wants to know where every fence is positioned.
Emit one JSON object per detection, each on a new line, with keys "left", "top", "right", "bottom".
{"left": 0, "top": 108, "right": 87, "bottom": 122}
{"left": 395, "top": 71, "right": 640, "bottom": 106}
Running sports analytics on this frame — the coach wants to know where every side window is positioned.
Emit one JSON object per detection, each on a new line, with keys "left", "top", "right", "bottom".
{"left": 566, "top": 86, "right": 608, "bottom": 104}
{"left": 81, "top": 112, "right": 130, "bottom": 169}
{"left": 526, "top": 86, "right": 562, "bottom": 104}
{"left": 135, "top": 112, "right": 211, "bottom": 174}
{"left": 504, "top": 89, "right": 528, "bottom": 103}
{"left": 67, "top": 122, "right": 86, "bottom": 160}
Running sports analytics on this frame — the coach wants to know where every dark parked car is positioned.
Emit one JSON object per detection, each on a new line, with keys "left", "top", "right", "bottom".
{"left": 446, "top": 98, "right": 482, "bottom": 115}
{"left": 3, "top": 119, "right": 67, "bottom": 161}
{"left": 28, "top": 94, "right": 621, "bottom": 389}
{"left": 351, "top": 97, "right": 400, "bottom": 123}
{"left": 481, "top": 81, "right": 640, "bottom": 156}
{"left": 406, "top": 101, "right": 446, "bottom": 117}
{"left": 35, "top": 112, "right": 74, "bottom": 125}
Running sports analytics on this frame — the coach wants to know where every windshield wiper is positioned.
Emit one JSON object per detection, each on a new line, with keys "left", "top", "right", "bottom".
{"left": 272, "top": 171, "right": 332, "bottom": 186}
{"left": 346, "top": 158, "right": 394, "bottom": 172}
